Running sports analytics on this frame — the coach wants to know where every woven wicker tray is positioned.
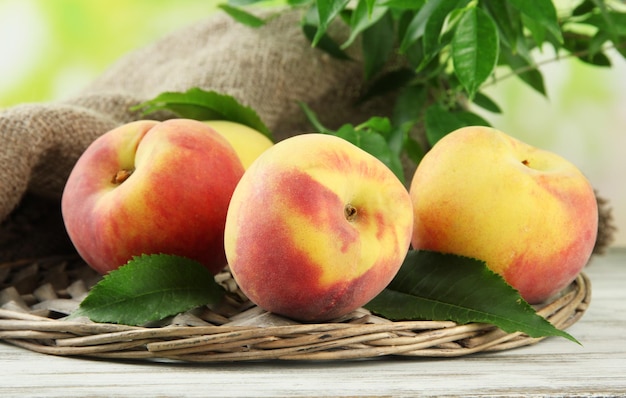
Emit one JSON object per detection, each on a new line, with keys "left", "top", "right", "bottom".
{"left": 0, "top": 255, "right": 590, "bottom": 362}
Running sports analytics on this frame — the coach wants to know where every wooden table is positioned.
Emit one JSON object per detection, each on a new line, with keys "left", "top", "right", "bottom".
{"left": 1, "top": 248, "right": 625, "bottom": 397}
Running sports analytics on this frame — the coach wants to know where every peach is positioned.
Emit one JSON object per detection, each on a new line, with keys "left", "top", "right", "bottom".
{"left": 409, "top": 126, "right": 598, "bottom": 303}
{"left": 203, "top": 120, "right": 273, "bottom": 169}
{"left": 61, "top": 119, "right": 245, "bottom": 275}
{"left": 224, "top": 133, "right": 414, "bottom": 322}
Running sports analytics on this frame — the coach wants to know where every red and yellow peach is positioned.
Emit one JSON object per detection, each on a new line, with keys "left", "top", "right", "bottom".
{"left": 409, "top": 126, "right": 598, "bottom": 303}
{"left": 224, "top": 133, "right": 414, "bottom": 322}
{"left": 61, "top": 119, "right": 245, "bottom": 275}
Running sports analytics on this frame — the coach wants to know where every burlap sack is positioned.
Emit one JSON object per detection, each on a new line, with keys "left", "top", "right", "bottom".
{"left": 0, "top": 9, "right": 399, "bottom": 261}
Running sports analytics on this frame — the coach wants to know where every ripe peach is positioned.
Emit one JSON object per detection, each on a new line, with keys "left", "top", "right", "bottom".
{"left": 203, "top": 120, "right": 273, "bottom": 169}
{"left": 224, "top": 133, "right": 414, "bottom": 322}
{"left": 61, "top": 119, "right": 245, "bottom": 275}
{"left": 409, "top": 126, "right": 598, "bottom": 303}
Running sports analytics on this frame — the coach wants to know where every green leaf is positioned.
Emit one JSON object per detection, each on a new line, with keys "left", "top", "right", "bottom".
{"left": 131, "top": 88, "right": 274, "bottom": 141}
{"left": 365, "top": 0, "right": 376, "bottom": 16}
{"left": 499, "top": 45, "right": 547, "bottom": 96}
{"left": 422, "top": 0, "right": 469, "bottom": 64}
{"left": 480, "top": 0, "right": 523, "bottom": 52}
{"left": 302, "top": 25, "right": 352, "bottom": 59}
{"left": 380, "top": 0, "right": 425, "bottom": 11}
{"left": 588, "top": 30, "right": 611, "bottom": 58}
{"left": 356, "top": 116, "right": 393, "bottom": 137}
{"left": 472, "top": 91, "right": 502, "bottom": 113}
{"left": 302, "top": 6, "right": 352, "bottom": 59}
{"left": 219, "top": 4, "right": 266, "bottom": 27}
{"left": 334, "top": 124, "right": 405, "bottom": 183}
{"left": 521, "top": 13, "right": 547, "bottom": 49}
{"left": 564, "top": 33, "right": 612, "bottom": 67}
{"left": 582, "top": 9, "right": 626, "bottom": 53}
{"left": 298, "top": 101, "right": 333, "bottom": 134}
{"left": 392, "top": 83, "right": 427, "bottom": 127}
{"left": 508, "top": 0, "right": 563, "bottom": 44}
{"left": 572, "top": 0, "right": 595, "bottom": 16}
{"left": 424, "top": 104, "right": 490, "bottom": 146}
{"left": 361, "top": 10, "right": 395, "bottom": 79}
{"left": 582, "top": 52, "right": 611, "bottom": 67}
{"left": 455, "top": 110, "right": 491, "bottom": 127}
{"left": 399, "top": 0, "right": 448, "bottom": 53}
{"left": 312, "top": 0, "right": 350, "bottom": 47}
{"left": 342, "top": 0, "right": 388, "bottom": 49}
{"left": 425, "top": 104, "right": 463, "bottom": 146}
{"left": 452, "top": 7, "right": 499, "bottom": 98}
{"left": 365, "top": 250, "right": 578, "bottom": 344}
{"left": 70, "top": 254, "right": 225, "bottom": 326}
{"left": 403, "top": 134, "right": 425, "bottom": 165}
{"left": 591, "top": 2, "right": 626, "bottom": 37}
{"left": 388, "top": 123, "right": 408, "bottom": 156}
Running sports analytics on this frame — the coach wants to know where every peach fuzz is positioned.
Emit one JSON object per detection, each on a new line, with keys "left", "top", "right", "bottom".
{"left": 409, "top": 126, "right": 598, "bottom": 304}
{"left": 224, "top": 133, "right": 414, "bottom": 322}
{"left": 61, "top": 119, "right": 245, "bottom": 275}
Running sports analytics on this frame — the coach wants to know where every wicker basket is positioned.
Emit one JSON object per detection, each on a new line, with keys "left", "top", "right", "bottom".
{"left": 0, "top": 255, "right": 590, "bottom": 362}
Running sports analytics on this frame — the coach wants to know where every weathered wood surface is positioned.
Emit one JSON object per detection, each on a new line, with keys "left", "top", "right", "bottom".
{"left": 1, "top": 248, "right": 625, "bottom": 398}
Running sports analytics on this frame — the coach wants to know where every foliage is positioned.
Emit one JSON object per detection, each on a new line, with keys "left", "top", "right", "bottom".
{"left": 72, "top": 251, "right": 574, "bottom": 343}
{"left": 365, "top": 250, "right": 577, "bottom": 343}
{"left": 70, "top": 254, "right": 225, "bottom": 326}
{"left": 132, "top": 88, "right": 274, "bottom": 140}
{"left": 219, "top": 0, "right": 626, "bottom": 167}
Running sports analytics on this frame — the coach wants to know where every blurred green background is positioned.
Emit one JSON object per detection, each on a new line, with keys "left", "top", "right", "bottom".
{"left": 0, "top": 0, "right": 624, "bottom": 246}
{"left": 0, "top": 0, "right": 219, "bottom": 106}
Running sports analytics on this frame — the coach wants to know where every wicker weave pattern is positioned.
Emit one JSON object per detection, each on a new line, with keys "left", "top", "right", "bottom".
{"left": 0, "top": 256, "right": 590, "bottom": 362}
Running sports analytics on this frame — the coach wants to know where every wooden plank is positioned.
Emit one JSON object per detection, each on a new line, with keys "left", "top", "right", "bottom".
{"left": 1, "top": 248, "right": 625, "bottom": 397}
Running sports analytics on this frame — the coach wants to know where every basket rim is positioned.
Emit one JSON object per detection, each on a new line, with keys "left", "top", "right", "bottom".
{"left": 0, "top": 256, "right": 591, "bottom": 363}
